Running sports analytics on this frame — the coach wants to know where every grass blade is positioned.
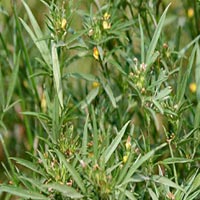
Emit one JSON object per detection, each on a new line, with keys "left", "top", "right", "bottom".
{"left": 81, "top": 114, "right": 89, "bottom": 156}
{"left": 10, "top": 157, "right": 46, "bottom": 177}
{"left": 91, "top": 106, "right": 98, "bottom": 159}
{"left": 0, "top": 68, "right": 5, "bottom": 108}
{"left": 22, "top": 0, "right": 51, "bottom": 67}
{"left": 152, "top": 175, "right": 185, "bottom": 192}
{"left": 0, "top": 185, "right": 49, "bottom": 200}
{"left": 139, "top": 15, "right": 145, "bottom": 63}
{"left": 52, "top": 42, "right": 63, "bottom": 108}
{"left": 101, "top": 121, "right": 130, "bottom": 164}
{"left": 148, "top": 188, "right": 159, "bottom": 200}
{"left": 100, "top": 77, "right": 117, "bottom": 108}
{"left": 176, "top": 44, "right": 197, "bottom": 104}
{"left": 6, "top": 52, "right": 20, "bottom": 108}
{"left": 161, "top": 157, "right": 193, "bottom": 164}
{"left": 118, "top": 187, "right": 137, "bottom": 200}
{"left": 122, "top": 142, "right": 167, "bottom": 185}
{"left": 195, "top": 44, "right": 200, "bottom": 100}
{"left": 146, "top": 4, "right": 170, "bottom": 66}
{"left": 64, "top": 72, "right": 97, "bottom": 82}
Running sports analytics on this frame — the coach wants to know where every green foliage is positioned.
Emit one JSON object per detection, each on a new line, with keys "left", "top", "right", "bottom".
{"left": 0, "top": 0, "right": 200, "bottom": 200}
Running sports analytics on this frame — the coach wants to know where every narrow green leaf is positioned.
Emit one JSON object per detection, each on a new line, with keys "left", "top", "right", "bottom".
{"left": 152, "top": 175, "right": 185, "bottom": 192}
{"left": 6, "top": 52, "right": 20, "bottom": 108}
{"left": 118, "top": 188, "right": 137, "bottom": 200}
{"left": 122, "top": 143, "right": 167, "bottom": 185}
{"left": 21, "top": 111, "right": 50, "bottom": 121}
{"left": 189, "top": 171, "right": 200, "bottom": 193}
{"left": 18, "top": 176, "right": 47, "bottom": 193}
{"left": 152, "top": 99, "right": 164, "bottom": 114}
{"left": 101, "top": 121, "right": 130, "bottom": 163}
{"left": 81, "top": 115, "right": 89, "bottom": 156}
{"left": 10, "top": 157, "right": 46, "bottom": 177}
{"left": 184, "top": 171, "right": 200, "bottom": 200}
{"left": 0, "top": 185, "right": 49, "bottom": 200}
{"left": 146, "top": 51, "right": 160, "bottom": 69}
{"left": 43, "top": 183, "right": 83, "bottom": 199}
{"left": 0, "top": 135, "right": 16, "bottom": 181}
{"left": 81, "top": 87, "right": 99, "bottom": 109}
{"left": 176, "top": 45, "right": 197, "bottom": 104}
{"left": 154, "top": 87, "right": 172, "bottom": 101}
{"left": 55, "top": 150, "right": 86, "bottom": 193}
{"left": 64, "top": 72, "right": 97, "bottom": 82}
{"left": 22, "top": 0, "right": 51, "bottom": 66}
{"left": 65, "top": 30, "right": 88, "bottom": 47}
{"left": 148, "top": 188, "right": 159, "bottom": 200}
{"left": 22, "top": 0, "right": 43, "bottom": 38}
{"left": 178, "top": 35, "right": 200, "bottom": 58}
{"left": 195, "top": 44, "right": 200, "bottom": 101}
{"left": 161, "top": 157, "right": 193, "bottom": 164}
{"left": 146, "top": 4, "right": 170, "bottom": 65}
{"left": 3, "top": 99, "right": 21, "bottom": 113}
{"left": 39, "top": 0, "right": 50, "bottom": 7}
{"left": 52, "top": 42, "right": 63, "bottom": 108}
{"left": 91, "top": 106, "right": 98, "bottom": 159}
{"left": 187, "top": 190, "right": 200, "bottom": 200}
{"left": 100, "top": 77, "right": 117, "bottom": 108}
{"left": 20, "top": 18, "right": 51, "bottom": 68}
{"left": 139, "top": 15, "right": 145, "bottom": 63}
{"left": 52, "top": 95, "right": 60, "bottom": 141}
{"left": 0, "top": 68, "right": 5, "bottom": 108}
{"left": 116, "top": 150, "right": 134, "bottom": 185}
{"left": 145, "top": 107, "right": 160, "bottom": 131}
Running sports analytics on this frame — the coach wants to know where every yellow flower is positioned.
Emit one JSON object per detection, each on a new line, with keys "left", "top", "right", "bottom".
{"left": 102, "top": 20, "right": 111, "bottom": 30}
{"left": 189, "top": 83, "right": 197, "bottom": 93}
{"left": 92, "top": 81, "right": 100, "bottom": 88}
{"left": 103, "top": 12, "right": 110, "bottom": 20}
{"left": 187, "top": 8, "right": 194, "bottom": 18}
{"left": 93, "top": 47, "right": 99, "bottom": 60}
{"left": 61, "top": 18, "right": 67, "bottom": 30}
{"left": 123, "top": 155, "right": 129, "bottom": 163}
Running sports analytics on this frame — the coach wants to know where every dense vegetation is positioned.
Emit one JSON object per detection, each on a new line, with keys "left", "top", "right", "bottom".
{"left": 0, "top": 0, "right": 200, "bottom": 199}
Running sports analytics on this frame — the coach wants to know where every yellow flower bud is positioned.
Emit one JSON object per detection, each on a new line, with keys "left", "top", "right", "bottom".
{"left": 189, "top": 83, "right": 197, "bottom": 93}
{"left": 123, "top": 155, "right": 128, "bottom": 163}
{"left": 187, "top": 8, "right": 194, "bottom": 18}
{"left": 103, "top": 12, "right": 110, "bottom": 20}
{"left": 61, "top": 18, "right": 67, "bottom": 30}
{"left": 102, "top": 20, "right": 111, "bottom": 30}
{"left": 92, "top": 81, "right": 100, "bottom": 88}
{"left": 93, "top": 47, "right": 99, "bottom": 60}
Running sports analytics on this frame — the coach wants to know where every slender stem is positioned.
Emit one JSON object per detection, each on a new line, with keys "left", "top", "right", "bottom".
{"left": 168, "top": 140, "right": 178, "bottom": 184}
{"left": 0, "top": 135, "right": 18, "bottom": 184}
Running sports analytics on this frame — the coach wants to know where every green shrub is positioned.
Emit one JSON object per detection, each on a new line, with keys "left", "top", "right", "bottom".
{"left": 0, "top": 0, "right": 200, "bottom": 199}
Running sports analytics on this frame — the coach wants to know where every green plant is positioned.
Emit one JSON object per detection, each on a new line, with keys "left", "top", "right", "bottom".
{"left": 0, "top": 0, "right": 200, "bottom": 199}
